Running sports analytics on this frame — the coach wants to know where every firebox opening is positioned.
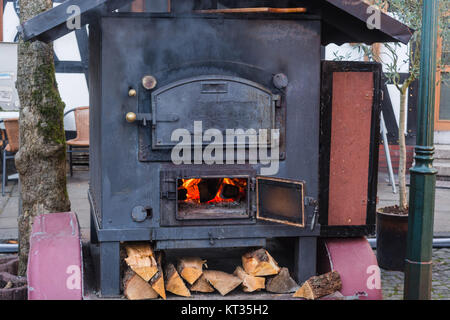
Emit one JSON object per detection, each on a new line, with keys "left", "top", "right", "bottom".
{"left": 176, "top": 177, "right": 249, "bottom": 220}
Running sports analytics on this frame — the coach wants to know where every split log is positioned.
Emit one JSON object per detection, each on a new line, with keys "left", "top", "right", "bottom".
{"left": 124, "top": 243, "right": 158, "bottom": 281}
{"left": 266, "top": 267, "right": 299, "bottom": 293}
{"left": 293, "top": 271, "right": 342, "bottom": 300}
{"left": 242, "top": 248, "right": 281, "bottom": 276}
{"left": 123, "top": 269, "right": 159, "bottom": 300}
{"left": 149, "top": 252, "right": 166, "bottom": 299}
{"left": 190, "top": 274, "right": 215, "bottom": 293}
{"left": 233, "top": 266, "right": 265, "bottom": 293}
{"left": 177, "top": 257, "right": 207, "bottom": 285}
{"left": 164, "top": 263, "right": 191, "bottom": 297}
{"left": 203, "top": 270, "right": 242, "bottom": 296}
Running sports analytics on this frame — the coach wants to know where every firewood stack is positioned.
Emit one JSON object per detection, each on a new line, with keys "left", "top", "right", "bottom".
{"left": 122, "top": 244, "right": 341, "bottom": 300}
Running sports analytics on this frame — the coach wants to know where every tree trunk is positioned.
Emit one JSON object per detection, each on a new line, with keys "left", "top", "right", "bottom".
{"left": 398, "top": 86, "right": 408, "bottom": 211}
{"left": 15, "top": 0, "right": 71, "bottom": 276}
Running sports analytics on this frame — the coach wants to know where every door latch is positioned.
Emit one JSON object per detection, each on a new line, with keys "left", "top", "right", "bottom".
{"left": 160, "top": 191, "right": 177, "bottom": 200}
{"left": 305, "top": 197, "right": 319, "bottom": 231}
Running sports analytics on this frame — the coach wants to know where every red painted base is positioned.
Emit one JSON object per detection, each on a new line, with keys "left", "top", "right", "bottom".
{"left": 27, "top": 212, "right": 83, "bottom": 300}
{"left": 318, "top": 237, "right": 383, "bottom": 300}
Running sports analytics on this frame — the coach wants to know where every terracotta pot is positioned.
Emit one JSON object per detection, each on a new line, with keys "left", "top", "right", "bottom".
{"left": 376, "top": 209, "right": 409, "bottom": 272}
{"left": 0, "top": 272, "right": 27, "bottom": 300}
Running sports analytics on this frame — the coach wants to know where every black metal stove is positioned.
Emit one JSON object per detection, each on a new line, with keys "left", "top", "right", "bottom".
{"left": 20, "top": 0, "right": 412, "bottom": 296}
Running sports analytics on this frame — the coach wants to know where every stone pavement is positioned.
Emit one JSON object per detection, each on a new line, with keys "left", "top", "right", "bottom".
{"left": 0, "top": 169, "right": 449, "bottom": 299}
{"left": 0, "top": 169, "right": 91, "bottom": 240}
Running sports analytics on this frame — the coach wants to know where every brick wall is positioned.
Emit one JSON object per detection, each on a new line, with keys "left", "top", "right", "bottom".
{"left": 378, "top": 144, "right": 415, "bottom": 173}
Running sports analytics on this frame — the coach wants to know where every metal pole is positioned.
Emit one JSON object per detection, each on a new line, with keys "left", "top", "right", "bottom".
{"left": 380, "top": 112, "right": 397, "bottom": 193}
{"left": 404, "top": 0, "right": 439, "bottom": 300}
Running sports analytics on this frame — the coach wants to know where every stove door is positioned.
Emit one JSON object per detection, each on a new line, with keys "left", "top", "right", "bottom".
{"left": 151, "top": 75, "right": 278, "bottom": 149}
{"left": 256, "top": 177, "right": 305, "bottom": 228}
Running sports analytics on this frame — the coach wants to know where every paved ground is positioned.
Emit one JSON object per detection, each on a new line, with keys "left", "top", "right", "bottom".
{"left": 379, "top": 248, "right": 450, "bottom": 300}
{"left": 0, "top": 169, "right": 449, "bottom": 299}
{"left": 0, "top": 169, "right": 91, "bottom": 240}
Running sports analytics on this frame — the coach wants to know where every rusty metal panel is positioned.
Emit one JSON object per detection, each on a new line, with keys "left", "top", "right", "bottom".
{"left": 328, "top": 72, "right": 373, "bottom": 226}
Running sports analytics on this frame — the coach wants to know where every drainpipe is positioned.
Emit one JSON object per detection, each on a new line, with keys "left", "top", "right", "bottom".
{"left": 404, "top": 0, "right": 439, "bottom": 300}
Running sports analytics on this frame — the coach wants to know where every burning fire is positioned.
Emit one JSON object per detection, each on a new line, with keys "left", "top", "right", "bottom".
{"left": 178, "top": 178, "right": 247, "bottom": 204}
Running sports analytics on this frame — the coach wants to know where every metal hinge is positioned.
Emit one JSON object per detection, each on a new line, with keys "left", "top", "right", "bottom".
{"left": 273, "top": 95, "right": 282, "bottom": 107}
{"left": 250, "top": 178, "right": 256, "bottom": 191}
{"left": 305, "top": 197, "right": 318, "bottom": 207}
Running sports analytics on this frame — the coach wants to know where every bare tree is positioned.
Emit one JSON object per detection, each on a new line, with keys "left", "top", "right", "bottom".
{"left": 15, "top": 0, "right": 70, "bottom": 276}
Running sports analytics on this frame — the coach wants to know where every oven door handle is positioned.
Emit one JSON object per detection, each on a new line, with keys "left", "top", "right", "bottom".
{"left": 125, "top": 112, "right": 179, "bottom": 126}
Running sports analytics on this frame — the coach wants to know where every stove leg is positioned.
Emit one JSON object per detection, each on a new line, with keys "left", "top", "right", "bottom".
{"left": 294, "top": 236, "right": 317, "bottom": 284}
{"left": 90, "top": 213, "right": 98, "bottom": 244}
{"left": 99, "top": 241, "right": 121, "bottom": 297}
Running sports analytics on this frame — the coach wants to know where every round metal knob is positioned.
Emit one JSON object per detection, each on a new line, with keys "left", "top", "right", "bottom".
{"left": 131, "top": 206, "right": 147, "bottom": 222}
{"left": 142, "top": 75, "right": 157, "bottom": 90}
{"left": 126, "top": 112, "right": 137, "bottom": 123}
{"left": 128, "top": 88, "right": 137, "bottom": 97}
{"left": 273, "top": 73, "right": 289, "bottom": 89}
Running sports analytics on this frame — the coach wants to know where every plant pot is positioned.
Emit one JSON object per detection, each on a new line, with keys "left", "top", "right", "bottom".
{"left": 376, "top": 209, "right": 409, "bottom": 272}
{"left": 0, "top": 272, "right": 27, "bottom": 300}
{"left": 0, "top": 256, "right": 19, "bottom": 274}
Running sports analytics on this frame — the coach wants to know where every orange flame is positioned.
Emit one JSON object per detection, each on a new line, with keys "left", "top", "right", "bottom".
{"left": 179, "top": 178, "right": 246, "bottom": 204}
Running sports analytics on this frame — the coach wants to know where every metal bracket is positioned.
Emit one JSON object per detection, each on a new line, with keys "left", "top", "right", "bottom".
{"left": 160, "top": 191, "right": 176, "bottom": 200}
{"left": 305, "top": 197, "right": 319, "bottom": 231}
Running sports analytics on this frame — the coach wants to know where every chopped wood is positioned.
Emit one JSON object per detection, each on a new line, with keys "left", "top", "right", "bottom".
{"left": 266, "top": 267, "right": 299, "bottom": 293}
{"left": 220, "top": 184, "right": 239, "bottom": 199}
{"left": 3, "top": 281, "right": 13, "bottom": 289}
{"left": 190, "top": 274, "right": 215, "bottom": 293}
{"left": 293, "top": 271, "right": 342, "bottom": 300}
{"left": 164, "top": 263, "right": 191, "bottom": 297}
{"left": 242, "top": 248, "right": 281, "bottom": 276}
{"left": 203, "top": 270, "right": 242, "bottom": 296}
{"left": 149, "top": 252, "right": 166, "bottom": 299}
{"left": 233, "top": 266, "right": 265, "bottom": 293}
{"left": 124, "top": 243, "right": 158, "bottom": 281}
{"left": 177, "top": 257, "right": 207, "bottom": 285}
{"left": 123, "top": 269, "right": 158, "bottom": 300}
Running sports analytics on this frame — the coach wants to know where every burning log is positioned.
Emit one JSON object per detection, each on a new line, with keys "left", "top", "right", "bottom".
{"left": 198, "top": 180, "right": 215, "bottom": 203}
{"left": 178, "top": 188, "right": 187, "bottom": 201}
{"left": 177, "top": 257, "right": 207, "bottom": 285}
{"left": 242, "top": 248, "right": 281, "bottom": 276}
{"left": 164, "top": 263, "right": 191, "bottom": 297}
{"left": 220, "top": 184, "right": 240, "bottom": 199}
{"left": 124, "top": 243, "right": 158, "bottom": 281}
{"left": 293, "top": 271, "right": 342, "bottom": 300}
{"left": 123, "top": 269, "right": 159, "bottom": 300}
{"left": 266, "top": 267, "right": 299, "bottom": 293}
{"left": 203, "top": 270, "right": 242, "bottom": 296}
{"left": 233, "top": 266, "right": 265, "bottom": 293}
{"left": 190, "top": 274, "right": 215, "bottom": 293}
